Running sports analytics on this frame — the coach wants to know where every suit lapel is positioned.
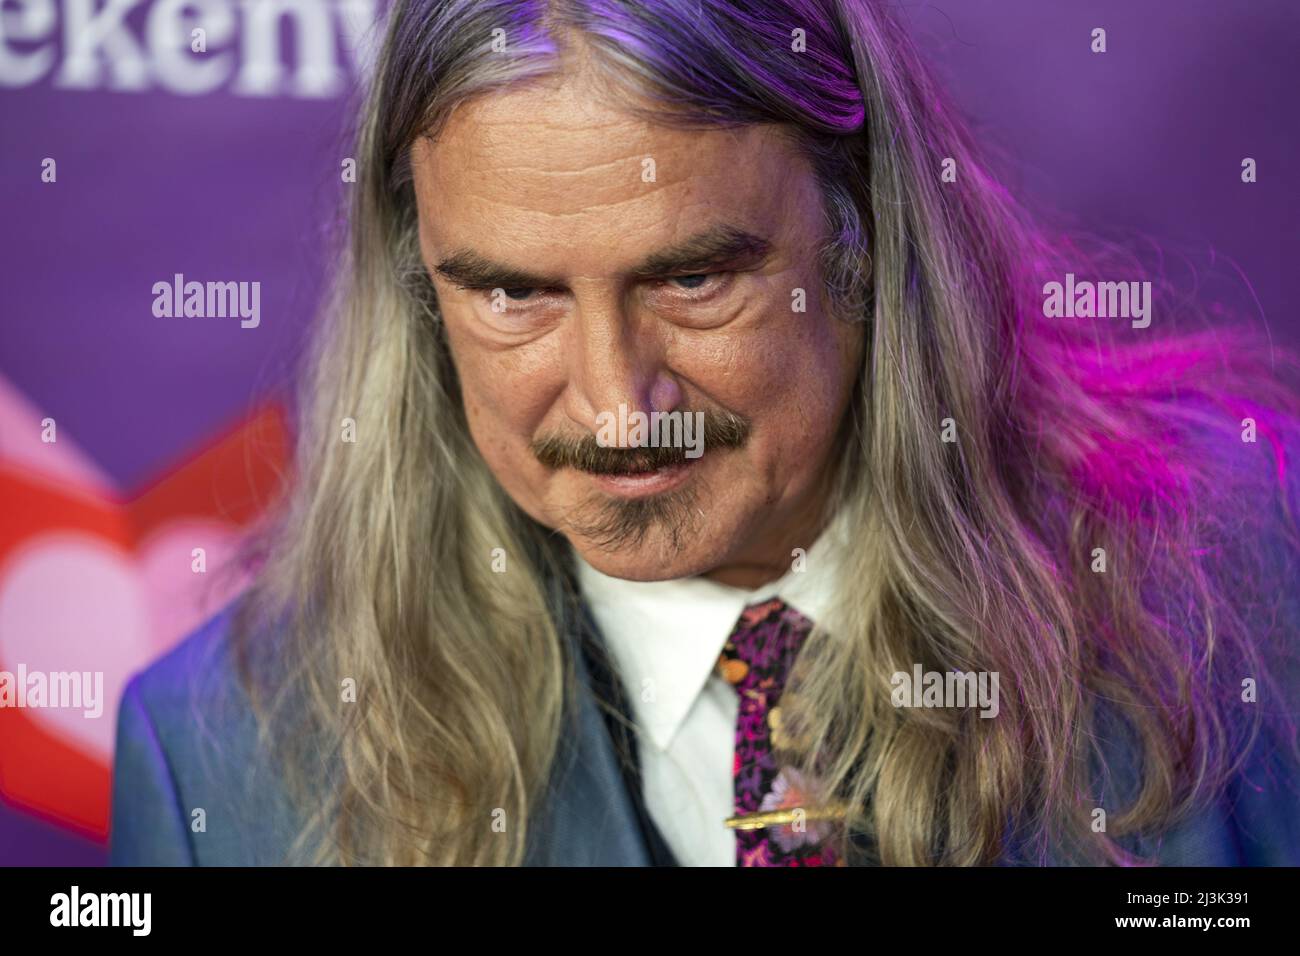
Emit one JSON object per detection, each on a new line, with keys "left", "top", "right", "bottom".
{"left": 523, "top": 581, "right": 664, "bottom": 866}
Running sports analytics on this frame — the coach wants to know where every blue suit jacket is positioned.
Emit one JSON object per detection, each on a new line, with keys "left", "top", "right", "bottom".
{"left": 110, "top": 550, "right": 1300, "bottom": 867}
{"left": 108, "top": 591, "right": 667, "bottom": 866}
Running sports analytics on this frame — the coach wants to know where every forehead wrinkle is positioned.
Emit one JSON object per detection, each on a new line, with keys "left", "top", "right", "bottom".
{"left": 448, "top": 92, "right": 647, "bottom": 153}
{"left": 465, "top": 191, "right": 657, "bottom": 223}
{"left": 466, "top": 152, "right": 647, "bottom": 181}
{"left": 427, "top": 134, "right": 666, "bottom": 210}
{"left": 416, "top": 99, "right": 817, "bottom": 273}
{"left": 445, "top": 98, "right": 778, "bottom": 182}
{"left": 441, "top": 152, "right": 735, "bottom": 224}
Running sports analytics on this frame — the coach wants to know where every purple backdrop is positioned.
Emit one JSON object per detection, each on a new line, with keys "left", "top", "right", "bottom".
{"left": 2, "top": 0, "right": 1297, "bottom": 865}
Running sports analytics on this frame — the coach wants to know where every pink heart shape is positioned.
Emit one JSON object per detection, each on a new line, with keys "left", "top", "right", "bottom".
{"left": 0, "top": 521, "right": 250, "bottom": 759}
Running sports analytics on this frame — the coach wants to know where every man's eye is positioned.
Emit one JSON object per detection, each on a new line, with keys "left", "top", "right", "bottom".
{"left": 670, "top": 273, "right": 715, "bottom": 290}
{"left": 473, "top": 286, "right": 545, "bottom": 311}
{"left": 651, "top": 272, "right": 735, "bottom": 310}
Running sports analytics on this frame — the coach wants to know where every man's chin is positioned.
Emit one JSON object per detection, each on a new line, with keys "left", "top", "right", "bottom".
{"left": 567, "top": 536, "right": 727, "bottom": 582}
{"left": 537, "top": 460, "right": 752, "bottom": 580}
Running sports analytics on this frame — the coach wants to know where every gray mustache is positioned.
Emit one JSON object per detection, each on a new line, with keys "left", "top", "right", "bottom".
{"left": 531, "top": 411, "right": 749, "bottom": 475}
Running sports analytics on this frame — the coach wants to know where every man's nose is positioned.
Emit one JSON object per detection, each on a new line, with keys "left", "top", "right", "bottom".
{"left": 561, "top": 302, "right": 682, "bottom": 441}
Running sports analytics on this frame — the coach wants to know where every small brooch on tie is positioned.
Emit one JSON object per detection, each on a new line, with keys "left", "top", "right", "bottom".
{"left": 724, "top": 766, "right": 851, "bottom": 834}
{"left": 723, "top": 804, "right": 851, "bottom": 830}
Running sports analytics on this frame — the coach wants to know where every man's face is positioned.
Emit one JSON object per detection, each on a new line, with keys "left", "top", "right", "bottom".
{"left": 411, "top": 64, "right": 865, "bottom": 587}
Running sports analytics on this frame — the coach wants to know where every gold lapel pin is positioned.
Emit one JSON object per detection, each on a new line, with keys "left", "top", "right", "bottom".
{"left": 723, "top": 803, "right": 852, "bottom": 830}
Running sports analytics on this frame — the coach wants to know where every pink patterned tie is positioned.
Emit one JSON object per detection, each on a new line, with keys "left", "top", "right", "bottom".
{"left": 716, "top": 597, "right": 841, "bottom": 866}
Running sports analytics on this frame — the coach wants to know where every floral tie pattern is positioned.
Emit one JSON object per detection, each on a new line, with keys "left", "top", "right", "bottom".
{"left": 717, "top": 597, "right": 840, "bottom": 866}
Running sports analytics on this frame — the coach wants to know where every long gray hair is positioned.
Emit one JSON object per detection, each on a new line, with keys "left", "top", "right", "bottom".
{"left": 232, "top": 0, "right": 1300, "bottom": 866}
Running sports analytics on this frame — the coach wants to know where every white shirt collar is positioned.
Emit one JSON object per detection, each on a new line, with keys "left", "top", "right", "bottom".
{"left": 572, "top": 510, "right": 847, "bottom": 752}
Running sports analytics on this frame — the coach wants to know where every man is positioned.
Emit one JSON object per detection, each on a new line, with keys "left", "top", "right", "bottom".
{"left": 110, "top": 0, "right": 1300, "bottom": 867}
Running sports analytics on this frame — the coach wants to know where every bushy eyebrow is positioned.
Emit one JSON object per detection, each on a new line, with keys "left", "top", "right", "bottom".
{"left": 629, "top": 224, "right": 773, "bottom": 278}
{"left": 432, "top": 223, "right": 772, "bottom": 289}
{"left": 433, "top": 252, "right": 553, "bottom": 290}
